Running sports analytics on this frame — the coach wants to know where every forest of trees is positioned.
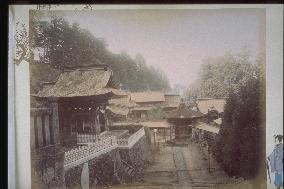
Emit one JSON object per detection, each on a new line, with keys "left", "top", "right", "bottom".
{"left": 29, "top": 12, "right": 171, "bottom": 93}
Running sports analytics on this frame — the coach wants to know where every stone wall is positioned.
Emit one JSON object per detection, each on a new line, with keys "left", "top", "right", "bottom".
{"left": 31, "top": 145, "right": 65, "bottom": 189}
{"left": 119, "top": 134, "right": 152, "bottom": 178}
{"left": 65, "top": 149, "right": 126, "bottom": 188}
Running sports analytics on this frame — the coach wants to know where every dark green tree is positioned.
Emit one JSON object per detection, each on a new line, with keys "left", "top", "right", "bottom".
{"left": 212, "top": 57, "right": 264, "bottom": 179}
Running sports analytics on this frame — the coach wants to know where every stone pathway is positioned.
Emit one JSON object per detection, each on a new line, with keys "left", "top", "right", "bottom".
{"left": 182, "top": 143, "right": 229, "bottom": 186}
{"left": 173, "top": 147, "right": 193, "bottom": 187}
{"left": 141, "top": 146, "right": 177, "bottom": 185}
{"left": 140, "top": 142, "right": 230, "bottom": 188}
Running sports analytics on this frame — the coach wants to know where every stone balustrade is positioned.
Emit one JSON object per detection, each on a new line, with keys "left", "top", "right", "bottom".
{"left": 77, "top": 133, "right": 97, "bottom": 144}
{"left": 64, "top": 127, "right": 145, "bottom": 170}
{"left": 64, "top": 136, "right": 118, "bottom": 170}
{"left": 117, "top": 127, "right": 145, "bottom": 149}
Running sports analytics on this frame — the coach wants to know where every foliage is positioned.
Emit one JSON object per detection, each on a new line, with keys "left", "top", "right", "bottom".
{"left": 186, "top": 52, "right": 257, "bottom": 100}
{"left": 212, "top": 56, "right": 265, "bottom": 179}
{"left": 29, "top": 13, "right": 171, "bottom": 93}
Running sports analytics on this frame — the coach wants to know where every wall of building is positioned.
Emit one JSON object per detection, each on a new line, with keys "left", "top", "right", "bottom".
{"left": 31, "top": 101, "right": 65, "bottom": 189}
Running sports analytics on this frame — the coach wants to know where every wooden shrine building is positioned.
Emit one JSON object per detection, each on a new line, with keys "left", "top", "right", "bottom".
{"left": 166, "top": 102, "right": 204, "bottom": 139}
{"left": 130, "top": 92, "right": 165, "bottom": 120}
{"left": 33, "top": 64, "right": 125, "bottom": 146}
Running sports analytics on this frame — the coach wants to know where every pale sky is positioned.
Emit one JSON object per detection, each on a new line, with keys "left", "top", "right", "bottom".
{"left": 60, "top": 9, "right": 265, "bottom": 88}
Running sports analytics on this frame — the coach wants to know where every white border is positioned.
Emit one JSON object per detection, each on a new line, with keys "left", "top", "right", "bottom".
{"left": 8, "top": 8, "right": 16, "bottom": 189}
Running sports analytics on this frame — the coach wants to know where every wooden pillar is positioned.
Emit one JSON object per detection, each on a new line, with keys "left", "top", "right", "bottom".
{"left": 95, "top": 111, "right": 100, "bottom": 135}
{"left": 44, "top": 114, "right": 50, "bottom": 146}
{"left": 89, "top": 110, "right": 96, "bottom": 133}
{"left": 164, "top": 128, "right": 166, "bottom": 142}
{"left": 36, "top": 116, "right": 44, "bottom": 148}
{"left": 170, "top": 125, "right": 172, "bottom": 141}
{"left": 30, "top": 116, "right": 36, "bottom": 151}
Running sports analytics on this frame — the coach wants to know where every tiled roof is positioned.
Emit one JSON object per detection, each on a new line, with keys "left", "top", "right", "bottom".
{"left": 35, "top": 66, "right": 125, "bottom": 98}
{"left": 194, "top": 122, "right": 220, "bottom": 134}
{"left": 130, "top": 92, "right": 165, "bottom": 103}
{"left": 106, "top": 106, "right": 129, "bottom": 116}
{"left": 166, "top": 103, "right": 204, "bottom": 119}
{"left": 108, "top": 96, "right": 136, "bottom": 108}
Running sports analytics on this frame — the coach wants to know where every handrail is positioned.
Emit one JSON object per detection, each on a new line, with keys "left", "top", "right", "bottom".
{"left": 64, "top": 127, "right": 146, "bottom": 170}
{"left": 117, "top": 127, "right": 145, "bottom": 149}
{"left": 64, "top": 136, "right": 118, "bottom": 170}
{"left": 77, "top": 133, "right": 97, "bottom": 144}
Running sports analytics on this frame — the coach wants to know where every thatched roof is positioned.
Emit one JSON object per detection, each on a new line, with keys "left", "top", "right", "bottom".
{"left": 166, "top": 103, "right": 203, "bottom": 119}
{"left": 130, "top": 92, "right": 165, "bottom": 103}
{"left": 196, "top": 98, "right": 227, "bottom": 114}
{"left": 35, "top": 66, "right": 126, "bottom": 98}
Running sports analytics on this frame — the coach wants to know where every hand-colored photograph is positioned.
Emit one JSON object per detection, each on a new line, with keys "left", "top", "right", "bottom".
{"left": 9, "top": 4, "right": 283, "bottom": 189}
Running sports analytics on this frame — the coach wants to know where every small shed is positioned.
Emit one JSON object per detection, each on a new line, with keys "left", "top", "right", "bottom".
{"left": 166, "top": 102, "right": 203, "bottom": 139}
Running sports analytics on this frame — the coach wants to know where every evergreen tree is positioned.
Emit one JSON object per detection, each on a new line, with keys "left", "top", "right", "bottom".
{"left": 212, "top": 60, "right": 263, "bottom": 179}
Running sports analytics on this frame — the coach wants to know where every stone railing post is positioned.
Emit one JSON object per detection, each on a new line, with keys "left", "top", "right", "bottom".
{"left": 49, "top": 98, "right": 65, "bottom": 188}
